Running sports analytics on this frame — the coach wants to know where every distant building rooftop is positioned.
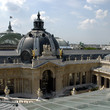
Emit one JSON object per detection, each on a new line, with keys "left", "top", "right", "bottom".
{"left": 0, "top": 21, "right": 22, "bottom": 50}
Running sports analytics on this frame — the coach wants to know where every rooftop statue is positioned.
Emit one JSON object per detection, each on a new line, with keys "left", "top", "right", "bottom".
{"left": 4, "top": 86, "right": 10, "bottom": 99}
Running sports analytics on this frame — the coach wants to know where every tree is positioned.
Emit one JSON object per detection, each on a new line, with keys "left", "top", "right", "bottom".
{"left": 79, "top": 42, "right": 85, "bottom": 49}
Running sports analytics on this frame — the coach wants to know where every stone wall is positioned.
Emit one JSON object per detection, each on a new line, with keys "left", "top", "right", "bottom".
{"left": 0, "top": 60, "right": 100, "bottom": 97}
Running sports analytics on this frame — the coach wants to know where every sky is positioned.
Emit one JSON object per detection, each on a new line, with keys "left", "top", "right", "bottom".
{"left": 0, "top": 0, "right": 110, "bottom": 44}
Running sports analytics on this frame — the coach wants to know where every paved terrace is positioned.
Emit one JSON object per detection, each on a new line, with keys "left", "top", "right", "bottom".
{"left": 22, "top": 88, "right": 110, "bottom": 110}
{"left": 1, "top": 88, "right": 110, "bottom": 110}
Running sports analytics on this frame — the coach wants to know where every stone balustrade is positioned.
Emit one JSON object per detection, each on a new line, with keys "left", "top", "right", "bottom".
{"left": 0, "top": 58, "right": 100, "bottom": 69}
{"left": 0, "top": 96, "right": 38, "bottom": 103}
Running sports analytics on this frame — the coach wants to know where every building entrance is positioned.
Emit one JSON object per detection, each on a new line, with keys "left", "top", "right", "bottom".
{"left": 40, "top": 70, "right": 55, "bottom": 94}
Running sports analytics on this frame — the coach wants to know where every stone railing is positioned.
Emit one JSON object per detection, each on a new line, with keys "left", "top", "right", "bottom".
{"left": 31, "top": 57, "right": 101, "bottom": 68}
{"left": 0, "top": 58, "right": 21, "bottom": 64}
{"left": 0, "top": 63, "right": 32, "bottom": 68}
{"left": 0, "top": 96, "right": 38, "bottom": 103}
{"left": 50, "top": 58, "right": 100, "bottom": 66}
{"left": 0, "top": 56, "right": 101, "bottom": 68}
{"left": 100, "top": 60, "right": 110, "bottom": 64}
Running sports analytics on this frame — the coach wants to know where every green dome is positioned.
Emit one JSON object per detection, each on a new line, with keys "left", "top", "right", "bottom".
{"left": 0, "top": 33, "right": 22, "bottom": 45}
{"left": 0, "top": 21, "right": 22, "bottom": 46}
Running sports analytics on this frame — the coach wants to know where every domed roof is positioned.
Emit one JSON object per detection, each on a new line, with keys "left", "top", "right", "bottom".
{"left": 55, "top": 37, "right": 69, "bottom": 46}
{"left": 17, "top": 12, "right": 59, "bottom": 63}
{"left": 104, "top": 54, "right": 110, "bottom": 61}
{"left": 0, "top": 21, "right": 22, "bottom": 46}
{"left": 55, "top": 37, "right": 71, "bottom": 49}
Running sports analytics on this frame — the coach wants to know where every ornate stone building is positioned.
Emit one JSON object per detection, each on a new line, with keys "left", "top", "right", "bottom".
{"left": 93, "top": 56, "right": 110, "bottom": 88}
{"left": 0, "top": 12, "right": 110, "bottom": 98}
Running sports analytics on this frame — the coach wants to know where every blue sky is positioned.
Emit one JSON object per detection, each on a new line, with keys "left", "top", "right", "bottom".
{"left": 0, "top": 0, "right": 110, "bottom": 44}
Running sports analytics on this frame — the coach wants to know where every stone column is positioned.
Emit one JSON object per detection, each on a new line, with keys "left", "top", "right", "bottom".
{"left": 17, "top": 79, "right": 19, "bottom": 93}
{"left": 56, "top": 75, "right": 63, "bottom": 92}
{"left": 22, "top": 78, "right": 24, "bottom": 93}
{"left": 109, "top": 79, "right": 110, "bottom": 88}
{"left": 18, "top": 79, "right": 19, "bottom": 93}
{"left": 4, "top": 79, "right": 7, "bottom": 87}
{"left": 19, "top": 79, "right": 21, "bottom": 93}
{"left": 86, "top": 72, "right": 88, "bottom": 83}
{"left": 104, "top": 78, "right": 107, "bottom": 88}
{"left": 80, "top": 72, "right": 82, "bottom": 85}
{"left": 32, "top": 72, "right": 34, "bottom": 95}
{"left": 86, "top": 71, "right": 91, "bottom": 83}
{"left": 32, "top": 71, "right": 40, "bottom": 98}
{"left": 64, "top": 76, "right": 66, "bottom": 87}
{"left": 67, "top": 75, "right": 69, "bottom": 86}
{"left": 65, "top": 75, "right": 67, "bottom": 86}
{"left": 86, "top": 72, "right": 90, "bottom": 83}
{"left": 14, "top": 79, "right": 16, "bottom": 93}
{"left": 97, "top": 74, "right": 101, "bottom": 87}
{"left": 89, "top": 71, "right": 92, "bottom": 83}
{"left": 74, "top": 73, "right": 76, "bottom": 86}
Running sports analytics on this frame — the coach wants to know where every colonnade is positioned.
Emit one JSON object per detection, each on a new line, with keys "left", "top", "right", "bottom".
{"left": 93, "top": 74, "right": 110, "bottom": 88}
{"left": 14, "top": 78, "right": 32, "bottom": 94}
{"left": 63, "top": 71, "right": 91, "bottom": 88}
{"left": 0, "top": 78, "right": 32, "bottom": 94}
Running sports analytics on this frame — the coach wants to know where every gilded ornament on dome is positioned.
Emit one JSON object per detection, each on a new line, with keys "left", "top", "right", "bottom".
{"left": 59, "top": 49, "right": 63, "bottom": 58}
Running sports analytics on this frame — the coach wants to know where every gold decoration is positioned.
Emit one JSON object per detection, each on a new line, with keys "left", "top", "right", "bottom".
{"left": 59, "top": 49, "right": 63, "bottom": 59}
{"left": 32, "top": 49, "right": 36, "bottom": 59}
{"left": 4, "top": 86, "right": 10, "bottom": 96}
{"left": 71, "top": 87, "right": 76, "bottom": 95}
{"left": 37, "top": 88, "right": 42, "bottom": 100}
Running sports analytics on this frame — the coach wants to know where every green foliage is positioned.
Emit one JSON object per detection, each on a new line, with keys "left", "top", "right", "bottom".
{"left": 84, "top": 47, "right": 101, "bottom": 50}
{"left": 79, "top": 42, "right": 85, "bottom": 49}
{"left": 78, "top": 42, "right": 101, "bottom": 50}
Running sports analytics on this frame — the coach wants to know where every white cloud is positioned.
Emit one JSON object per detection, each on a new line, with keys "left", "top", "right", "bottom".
{"left": 71, "top": 11, "right": 84, "bottom": 19}
{"left": 40, "top": 0, "right": 53, "bottom": 2}
{"left": 0, "top": 0, "right": 26, "bottom": 11}
{"left": 84, "top": 5, "right": 92, "bottom": 10}
{"left": 87, "top": 0, "right": 108, "bottom": 4}
{"left": 31, "top": 11, "right": 59, "bottom": 23}
{"left": 79, "top": 19, "right": 96, "bottom": 29}
{"left": 96, "top": 9, "right": 108, "bottom": 19}
{"left": 67, "top": 0, "right": 82, "bottom": 8}
{"left": 11, "top": 18, "right": 22, "bottom": 29}
{"left": 31, "top": 14, "right": 37, "bottom": 21}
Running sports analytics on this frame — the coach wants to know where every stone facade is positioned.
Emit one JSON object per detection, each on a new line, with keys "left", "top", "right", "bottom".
{"left": 92, "top": 60, "right": 110, "bottom": 88}
{"left": 0, "top": 58, "right": 100, "bottom": 98}
{"left": 0, "top": 12, "right": 110, "bottom": 99}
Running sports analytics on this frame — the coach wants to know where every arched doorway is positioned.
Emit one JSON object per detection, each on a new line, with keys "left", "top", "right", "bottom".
{"left": 40, "top": 70, "right": 55, "bottom": 94}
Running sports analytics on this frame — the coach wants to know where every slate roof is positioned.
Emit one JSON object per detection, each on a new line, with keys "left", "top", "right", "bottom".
{"left": 63, "top": 50, "right": 110, "bottom": 55}
{"left": 0, "top": 50, "right": 19, "bottom": 56}
{"left": 0, "top": 50, "right": 110, "bottom": 57}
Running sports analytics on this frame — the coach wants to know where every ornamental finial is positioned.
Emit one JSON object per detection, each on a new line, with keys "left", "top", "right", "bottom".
{"left": 4, "top": 86, "right": 10, "bottom": 98}
{"left": 37, "top": 12, "right": 40, "bottom": 19}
